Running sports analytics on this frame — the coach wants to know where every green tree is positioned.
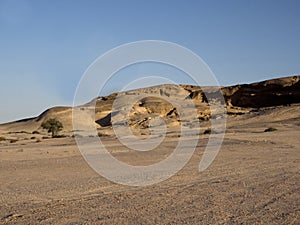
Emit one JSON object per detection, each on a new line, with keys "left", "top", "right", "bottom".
{"left": 41, "top": 118, "right": 63, "bottom": 137}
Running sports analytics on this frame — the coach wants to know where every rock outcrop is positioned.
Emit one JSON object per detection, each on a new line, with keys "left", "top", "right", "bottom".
{"left": 222, "top": 76, "right": 300, "bottom": 108}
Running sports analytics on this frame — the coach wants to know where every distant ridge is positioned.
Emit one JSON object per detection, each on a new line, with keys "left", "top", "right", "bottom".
{"left": 1, "top": 75, "right": 299, "bottom": 133}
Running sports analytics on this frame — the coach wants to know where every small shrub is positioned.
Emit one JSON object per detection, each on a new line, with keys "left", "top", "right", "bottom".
{"left": 36, "top": 139, "right": 41, "bottom": 143}
{"left": 32, "top": 131, "right": 40, "bottom": 134}
{"left": 15, "top": 131, "right": 29, "bottom": 134}
{"left": 0, "top": 136, "right": 6, "bottom": 142}
{"left": 10, "top": 139, "right": 18, "bottom": 143}
{"left": 98, "top": 132, "right": 108, "bottom": 137}
{"left": 52, "top": 134, "right": 66, "bottom": 138}
{"left": 203, "top": 128, "right": 211, "bottom": 134}
{"left": 72, "top": 134, "right": 83, "bottom": 138}
{"left": 41, "top": 118, "right": 63, "bottom": 137}
{"left": 30, "top": 136, "right": 36, "bottom": 140}
{"left": 264, "top": 127, "right": 277, "bottom": 132}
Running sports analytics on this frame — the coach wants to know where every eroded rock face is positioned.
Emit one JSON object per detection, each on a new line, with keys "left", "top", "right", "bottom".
{"left": 222, "top": 76, "right": 300, "bottom": 108}
{"left": 92, "top": 75, "right": 300, "bottom": 130}
{"left": 128, "top": 96, "right": 181, "bottom": 133}
{"left": 94, "top": 86, "right": 188, "bottom": 135}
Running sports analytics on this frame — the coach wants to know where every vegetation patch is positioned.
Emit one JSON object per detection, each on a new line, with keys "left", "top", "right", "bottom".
{"left": 264, "top": 127, "right": 277, "bottom": 132}
{"left": 13, "top": 131, "right": 30, "bottom": 134}
{"left": 41, "top": 118, "right": 63, "bottom": 138}
{"left": 98, "top": 132, "right": 109, "bottom": 137}
{"left": 203, "top": 128, "right": 211, "bottom": 134}
{"left": 53, "top": 134, "right": 67, "bottom": 138}
{"left": 72, "top": 134, "right": 83, "bottom": 138}
{"left": 0, "top": 136, "right": 6, "bottom": 142}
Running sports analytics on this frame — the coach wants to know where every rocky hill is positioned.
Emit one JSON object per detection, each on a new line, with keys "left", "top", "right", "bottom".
{"left": 1, "top": 75, "right": 299, "bottom": 135}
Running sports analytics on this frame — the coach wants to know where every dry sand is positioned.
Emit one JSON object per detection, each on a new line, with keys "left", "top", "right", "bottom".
{"left": 0, "top": 104, "right": 299, "bottom": 224}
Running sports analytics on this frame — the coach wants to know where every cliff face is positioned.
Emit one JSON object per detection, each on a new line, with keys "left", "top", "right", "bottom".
{"left": 181, "top": 76, "right": 300, "bottom": 108}
{"left": 222, "top": 76, "right": 300, "bottom": 108}
{"left": 1, "top": 75, "right": 299, "bottom": 133}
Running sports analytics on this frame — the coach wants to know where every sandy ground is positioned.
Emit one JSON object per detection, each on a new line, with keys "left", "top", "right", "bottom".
{"left": 1, "top": 105, "right": 300, "bottom": 224}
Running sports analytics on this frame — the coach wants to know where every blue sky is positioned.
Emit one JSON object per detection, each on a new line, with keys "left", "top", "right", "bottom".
{"left": 0, "top": 0, "right": 300, "bottom": 123}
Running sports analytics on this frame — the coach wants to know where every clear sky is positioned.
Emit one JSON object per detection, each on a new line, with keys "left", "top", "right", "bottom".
{"left": 0, "top": 0, "right": 300, "bottom": 123}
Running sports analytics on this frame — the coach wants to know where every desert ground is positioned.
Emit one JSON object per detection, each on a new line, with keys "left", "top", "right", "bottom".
{"left": 1, "top": 103, "right": 300, "bottom": 224}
